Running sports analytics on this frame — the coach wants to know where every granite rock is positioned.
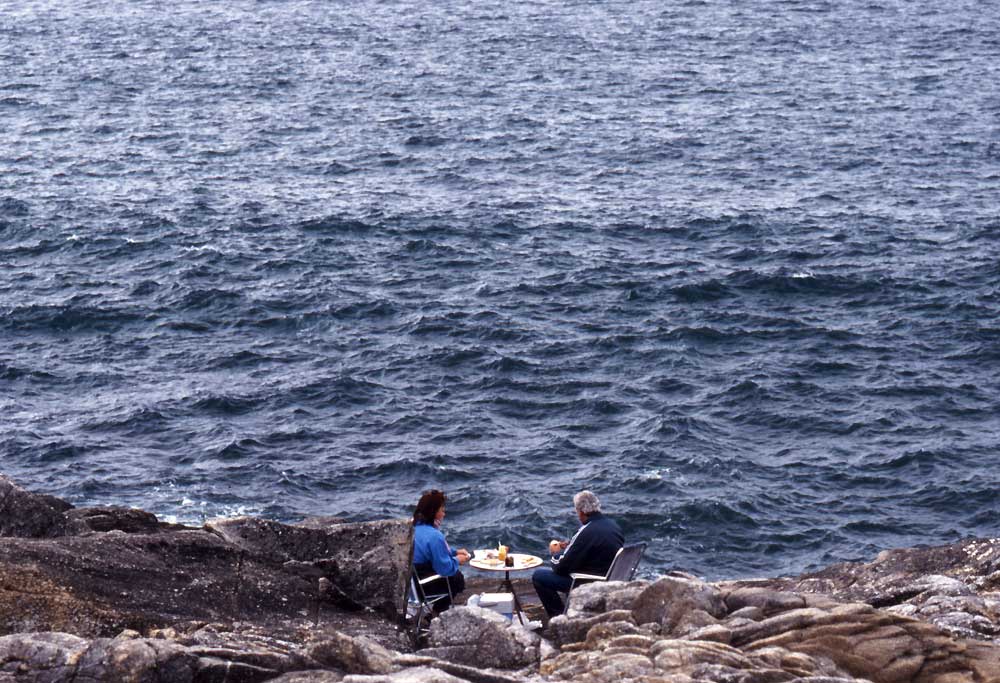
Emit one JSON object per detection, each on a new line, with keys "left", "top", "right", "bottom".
{"left": 0, "top": 475, "right": 71, "bottom": 538}
{"left": 722, "top": 537, "right": 1000, "bottom": 646}
{"left": 307, "top": 631, "right": 397, "bottom": 675}
{"left": 564, "top": 581, "right": 622, "bottom": 616}
{"left": 724, "top": 587, "right": 808, "bottom": 616}
{"left": 170, "top": 621, "right": 321, "bottom": 677}
{"left": 546, "top": 610, "right": 636, "bottom": 648}
{"left": 8, "top": 476, "right": 1000, "bottom": 683}
{"left": 424, "top": 606, "right": 540, "bottom": 670}
{"left": 269, "top": 673, "right": 346, "bottom": 683}
{"left": 0, "top": 474, "right": 413, "bottom": 638}
{"left": 340, "top": 667, "right": 469, "bottom": 683}
{"left": 207, "top": 516, "right": 412, "bottom": 618}
{"left": 0, "top": 528, "right": 319, "bottom": 636}
{"left": 631, "top": 575, "right": 727, "bottom": 635}
{"left": 0, "top": 631, "right": 198, "bottom": 682}
{"left": 64, "top": 506, "right": 162, "bottom": 534}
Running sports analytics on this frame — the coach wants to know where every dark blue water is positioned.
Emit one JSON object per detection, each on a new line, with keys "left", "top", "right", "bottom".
{"left": 2, "top": 0, "right": 999, "bottom": 580}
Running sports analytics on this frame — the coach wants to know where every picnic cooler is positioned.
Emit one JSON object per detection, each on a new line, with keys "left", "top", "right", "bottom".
{"left": 468, "top": 592, "right": 514, "bottom": 620}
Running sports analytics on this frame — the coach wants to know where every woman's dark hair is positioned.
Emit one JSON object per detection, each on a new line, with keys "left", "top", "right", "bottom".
{"left": 413, "top": 489, "right": 445, "bottom": 525}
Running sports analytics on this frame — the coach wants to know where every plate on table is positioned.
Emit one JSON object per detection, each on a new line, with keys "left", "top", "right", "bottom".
{"left": 470, "top": 551, "right": 542, "bottom": 570}
{"left": 510, "top": 554, "right": 542, "bottom": 569}
{"left": 470, "top": 555, "right": 505, "bottom": 569}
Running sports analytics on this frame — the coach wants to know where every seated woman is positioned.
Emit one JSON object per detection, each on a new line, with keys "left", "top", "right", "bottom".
{"left": 412, "top": 489, "right": 469, "bottom": 613}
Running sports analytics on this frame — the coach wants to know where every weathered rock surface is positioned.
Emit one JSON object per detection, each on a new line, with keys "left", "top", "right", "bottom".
{"left": 563, "top": 581, "right": 648, "bottom": 617}
{"left": 270, "top": 673, "right": 345, "bottom": 683}
{"left": 208, "top": 516, "right": 411, "bottom": 617}
{"left": 424, "top": 606, "right": 540, "bottom": 669}
{"left": 7, "top": 475, "right": 1000, "bottom": 682}
{"left": 166, "top": 621, "right": 331, "bottom": 678}
{"left": 308, "top": 631, "right": 398, "bottom": 674}
{"left": 0, "top": 527, "right": 324, "bottom": 636}
{"left": 0, "top": 474, "right": 72, "bottom": 537}
{"left": 546, "top": 610, "right": 637, "bottom": 648}
{"left": 542, "top": 550, "right": 1000, "bottom": 683}
{"left": 0, "top": 475, "right": 412, "bottom": 641}
{"left": 0, "top": 626, "right": 395, "bottom": 683}
{"left": 721, "top": 537, "right": 1000, "bottom": 644}
{"left": 340, "top": 668, "right": 468, "bottom": 683}
{"left": 65, "top": 505, "right": 164, "bottom": 534}
{"left": 631, "top": 574, "right": 728, "bottom": 635}
{"left": 0, "top": 631, "right": 198, "bottom": 682}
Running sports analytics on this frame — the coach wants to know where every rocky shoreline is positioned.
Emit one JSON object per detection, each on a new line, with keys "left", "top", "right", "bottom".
{"left": 2, "top": 474, "right": 999, "bottom": 682}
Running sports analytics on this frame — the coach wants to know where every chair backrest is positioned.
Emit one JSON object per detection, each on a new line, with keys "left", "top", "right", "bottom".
{"left": 410, "top": 568, "right": 452, "bottom": 603}
{"left": 607, "top": 542, "right": 647, "bottom": 582}
{"left": 599, "top": 546, "right": 624, "bottom": 580}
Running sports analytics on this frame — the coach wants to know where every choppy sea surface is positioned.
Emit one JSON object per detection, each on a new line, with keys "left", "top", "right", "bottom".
{"left": 2, "top": 0, "right": 999, "bottom": 580}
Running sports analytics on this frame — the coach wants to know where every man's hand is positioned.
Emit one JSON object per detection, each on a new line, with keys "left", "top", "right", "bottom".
{"left": 456, "top": 549, "right": 471, "bottom": 564}
{"left": 549, "top": 539, "right": 568, "bottom": 555}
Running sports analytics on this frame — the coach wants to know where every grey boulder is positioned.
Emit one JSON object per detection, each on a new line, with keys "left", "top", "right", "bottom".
{"left": 423, "top": 606, "right": 540, "bottom": 670}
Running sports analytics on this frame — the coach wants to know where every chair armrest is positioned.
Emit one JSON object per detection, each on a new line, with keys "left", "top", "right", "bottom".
{"left": 418, "top": 574, "right": 444, "bottom": 585}
{"left": 569, "top": 572, "right": 606, "bottom": 581}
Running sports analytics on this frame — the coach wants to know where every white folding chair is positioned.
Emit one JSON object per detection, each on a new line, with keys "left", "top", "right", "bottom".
{"left": 406, "top": 569, "right": 453, "bottom": 641}
{"left": 562, "top": 542, "right": 647, "bottom": 614}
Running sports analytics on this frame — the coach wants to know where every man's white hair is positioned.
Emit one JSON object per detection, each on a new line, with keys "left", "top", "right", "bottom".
{"left": 573, "top": 490, "right": 601, "bottom": 515}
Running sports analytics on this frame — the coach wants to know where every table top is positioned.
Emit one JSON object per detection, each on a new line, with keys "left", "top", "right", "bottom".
{"left": 469, "top": 553, "right": 543, "bottom": 572}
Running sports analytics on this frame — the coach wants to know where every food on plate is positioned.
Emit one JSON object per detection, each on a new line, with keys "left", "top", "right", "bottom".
{"left": 512, "top": 554, "right": 540, "bottom": 568}
{"left": 471, "top": 550, "right": 541, "bottom": 569}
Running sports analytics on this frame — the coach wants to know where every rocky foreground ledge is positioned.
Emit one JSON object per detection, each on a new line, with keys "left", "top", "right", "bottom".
{"left": 3, "top": 475, "right": 1000, "bottom": 682}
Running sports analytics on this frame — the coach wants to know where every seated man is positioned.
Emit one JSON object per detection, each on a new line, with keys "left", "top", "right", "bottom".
{"left": 532, "top": 490, "right": 624, "bottom": 618}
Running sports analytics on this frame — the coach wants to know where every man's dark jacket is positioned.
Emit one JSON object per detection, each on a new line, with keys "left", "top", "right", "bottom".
{"left": 551, "top": 511, "right": 624, "bottom": 577}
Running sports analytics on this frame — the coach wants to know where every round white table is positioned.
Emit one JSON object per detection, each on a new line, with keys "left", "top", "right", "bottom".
{"left": 469, "top": 553, "right": 543, "bottom": 625}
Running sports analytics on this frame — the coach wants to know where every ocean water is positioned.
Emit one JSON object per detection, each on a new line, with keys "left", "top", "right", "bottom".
{"left": 2, "top": 0, "right": 999, "bottom": 580}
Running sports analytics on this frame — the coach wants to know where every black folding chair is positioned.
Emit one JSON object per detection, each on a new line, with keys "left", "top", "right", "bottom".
{"left": 562, "top": 542, "right": 647, "bottom": 614}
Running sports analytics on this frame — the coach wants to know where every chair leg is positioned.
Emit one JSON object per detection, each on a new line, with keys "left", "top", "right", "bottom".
{"left": 561, "top": 578, "right": 578, "bottom": 615}
{"left": 411, "top": 603, "right": 426, "bottom": 643}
